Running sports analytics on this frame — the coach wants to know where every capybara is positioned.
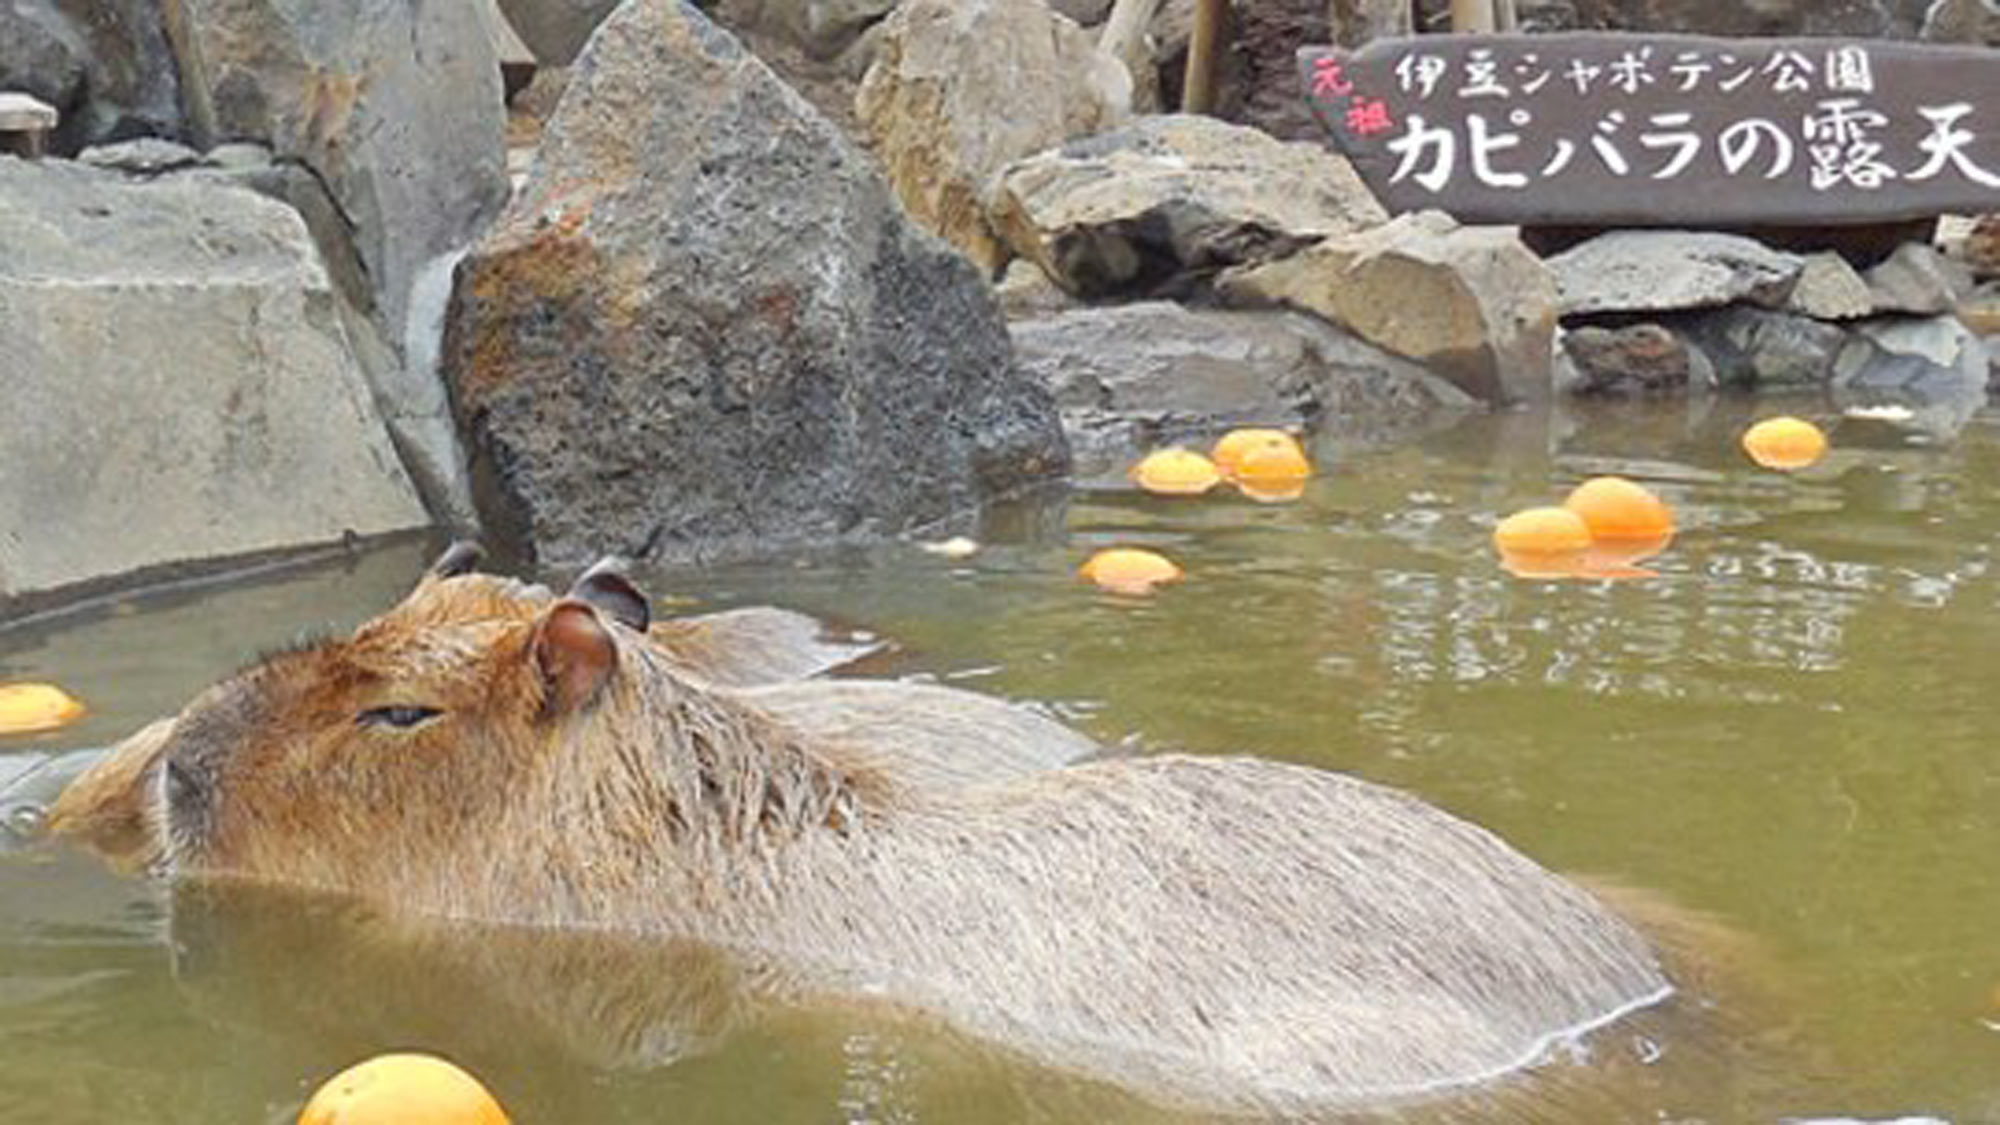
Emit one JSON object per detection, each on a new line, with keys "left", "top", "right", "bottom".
{"left": 52, "top": 546, "right": 1673, "bottom": 1116}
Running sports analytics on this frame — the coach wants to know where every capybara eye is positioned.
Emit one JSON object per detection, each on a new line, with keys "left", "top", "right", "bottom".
{"left": 355, "top": 706, "right": 443, "bottom": 730}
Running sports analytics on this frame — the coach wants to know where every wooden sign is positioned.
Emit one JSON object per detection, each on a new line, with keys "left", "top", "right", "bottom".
{"left": 1298, "top": 34, "right": 2000, "bottom": 226}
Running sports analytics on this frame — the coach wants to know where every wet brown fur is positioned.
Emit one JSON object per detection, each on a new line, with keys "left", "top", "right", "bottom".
{"left": 51, "top": 566, "right": 1679, "bottom": 1117}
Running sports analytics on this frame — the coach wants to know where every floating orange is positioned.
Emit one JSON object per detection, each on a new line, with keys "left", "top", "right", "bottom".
{"left": 1580, "top": 530, "right": 1673, "bottom": 579}
{"left": 1232, "top": 440, "right": 1313, "bottom": 504}
{"left": 1493, "top": 507, "right": 1593, "bottom": 556}
{"left": 299, "top": 1054, "right": 509, "bottom": 1125}
{"left": 1742, "top": 416, "right": 1828, "bottom": 470}
{"left": 1562, "top": 476, "right": 1675, "bottom": 541}
{"left": 1211, "top": 429, "right": 1305, "bottom": 479}
{"left": 1079, "top": 548, "right": 1184, "bottom": 595}
{"left": 1130, "top": 448, "right": 1222, "bottom": 496}
{"left": 0, "top": 683, "right": 86, "bottom": 735}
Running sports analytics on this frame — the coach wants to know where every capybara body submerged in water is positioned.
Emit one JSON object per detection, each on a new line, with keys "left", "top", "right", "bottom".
{"left": 53, "top": 547, "right": 1673, "bottom": 1116}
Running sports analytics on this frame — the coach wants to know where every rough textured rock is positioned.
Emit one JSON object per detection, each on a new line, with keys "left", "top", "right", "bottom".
{"left": 443, "top": 0, "right": 1067, "bottom": 568}
{"left": 76, "top": 137, "right": 206, "bottom": 175}
{"left": 1958, "top": 280, "right": 2000, "bottom": 336}
{"left": 712, "top": 0, "right": 902, "bottom": 58}
{"left": 1557, "top": 323, "right": 1710, "bottom": 395}
{"left": 0, "top": 160, "right": 427, "bottom": 605}
{"left": 1219, "top": 211, "right": 1559, "bottom": 404}
{"left": 1864, "top": 242, "right": 1973, "bottom": 317}
{"left": 495, "top": 0, "right": 623, "bottom": 64}
{"left": 1842, "top": 315, "right": 1992, "bottom": 388}
{"left": 1677, "top": 306, "right": 1848, "bottom": 388}
{"left": 1050, "top": 0, "right": 1114, "bottom": 23}
{"left": 0, "top": 0, "right": 181, "bottom": 153}
{"left": 1832, "top": 316, "right": 1991, "bottom": 442}
{"left": 1784, "top": 252, "right": 1875, "bottom": 321}
{"left": 168, "top": 0, "right": 509, "bottom": 341}
{"left": 856, "top": 0, "right": 1127, "bottom": 276}
{"left": 1548, "top": 232, "right": 1804, "bottom": 317}
{"left": 995, "top": 258, "right": 1080, "bottom": 319}
{"left": 1922, "top": 0, "right": 2000, "bottom": 43}
{"left": 1012, "top": 301, "right": 1473, "bottom": 469}
{"left": 990, "top": 114, "right": 1386, "bottom": 299}
{"left": 1965, "top": 215, "right": 2000, "bottom": 279}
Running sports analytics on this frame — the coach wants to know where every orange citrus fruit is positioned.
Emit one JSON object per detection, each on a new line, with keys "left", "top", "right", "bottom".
{"left": 1130, "top": 448, "right": 1221, "bottom": 496}
{"left": 0, "top": 683, "right": 86, "bottom": 735}
{"left": 1562, "top": 476, "right": 1675, "bottom": 541}
{"left": 1079, "top": 548, "right": 1184, "bottom": 595}
{"left": 1211, "top": 429, "right": 1304, "bottom": 479}
{"left": 1233, "top": 440, "right": 1313, "bottom": 501}
{"left": 299, "top": 1054, "right": 509, "bottom": 1125}
{"left": 1742, "top": 416, "right": 1828, "bottom": 470}
{"left": 1493, "top": 507, "right": 1593, "bottom": 556}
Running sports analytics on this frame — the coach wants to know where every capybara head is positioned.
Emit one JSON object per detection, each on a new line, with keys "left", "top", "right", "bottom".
{"left": 50, "top": 544, "right": 666, "bottom": 894}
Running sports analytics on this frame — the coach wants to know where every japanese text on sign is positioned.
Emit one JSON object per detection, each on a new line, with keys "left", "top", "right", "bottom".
{"left": 1299, "top": 34, "right": 2000, "bottom": 226}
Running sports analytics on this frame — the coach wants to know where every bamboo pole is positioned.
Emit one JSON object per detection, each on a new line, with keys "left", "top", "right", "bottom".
{"left": 1450, "top": 0, "right": 1496, "bottom": 33}
{"left": 1182, "top": 0, "right": 1229, "bottom": 114}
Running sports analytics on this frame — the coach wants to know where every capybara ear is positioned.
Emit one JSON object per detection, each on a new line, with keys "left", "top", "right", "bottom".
{"left": 569, "top": 557, "right": 651, "bottom": 632}
{"left": 533, "top": 600, "right": 618, "bottom": 715}
{"left": 428, "top": 540, "right": 485, "bottom": 580}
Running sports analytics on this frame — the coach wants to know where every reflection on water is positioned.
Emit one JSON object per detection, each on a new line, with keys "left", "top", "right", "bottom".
{"left": 3, "top": 399, "right": 1999, "bottom": 1122}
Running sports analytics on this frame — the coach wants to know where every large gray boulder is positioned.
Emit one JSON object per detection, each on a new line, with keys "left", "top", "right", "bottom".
{"left": 1219, "top": 211, "right": 1559, "bottom": 405}
{"left": 989, "top": 114, "right": 1386, "bottom": 299}
{"left": 168, "top": 0, "right": 510, "bottom": 341}
{"left": 1548, "top": 231, "right": 1804, "bottom": 318}
{"left": 442, "top": 0, "right": 1067, "bottom": 568}
{"left": 0, "top": 0, "right": 181, "bottom": 153}
{"left": 855, "top": 0, "right": 1127, "bottom": 276}
{"left": 0, "top": 160, "right": 428, "bottom": 607}
{"left": 1012, "top": 302, "right": 1473, "bottom": 470}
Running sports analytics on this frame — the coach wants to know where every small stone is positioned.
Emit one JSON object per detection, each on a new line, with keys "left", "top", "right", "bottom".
{"left": 1784, "top": 252, "right": 1874, "bottom": 320}
{"left": 77, "top": 137, "right": 207, "bottom": 175}
{"left": 1956, "top": 281, "right": 2000, "bottom": 336}
{"left": 919, "top": 536, "right": 981, "bottom": 559}
{"left": 1558, "top": 323, "right": 1705, "bottom": 395}
{"left": 205, "top": 141, "right": 275, "bottom": 169}
{"left": 0, "top": 90, "right": 58, "bottom": 131}
{"left": 1865, "top": 242, "right": 1972, "bottom": 316}
{"left": 1962, "top": 215, "right": 2000, "bottom": 278}
{"left": 1677, "top": 306, "right": 1848, "bottom": 388}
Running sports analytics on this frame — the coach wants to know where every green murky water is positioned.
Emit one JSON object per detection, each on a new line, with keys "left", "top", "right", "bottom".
{"left": 3, "top": 398, "right": 1997, "bottom": 1122}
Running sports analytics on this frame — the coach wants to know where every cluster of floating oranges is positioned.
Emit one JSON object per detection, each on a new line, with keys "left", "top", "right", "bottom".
{"left": 1128, "top": 428, "right": 1314, "bottom": 503}
{"left": 1494, "top": 476, "right": 1678, "bottom": 580}
{"left": 299, "top": 1053, "right": 509, "bottom": 1124}
{"left": 1080, "top": 429, "right": 1315, "bottom": 595}
{"left": 1488, "top": 416, "right": 1832, "bottom": 580}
